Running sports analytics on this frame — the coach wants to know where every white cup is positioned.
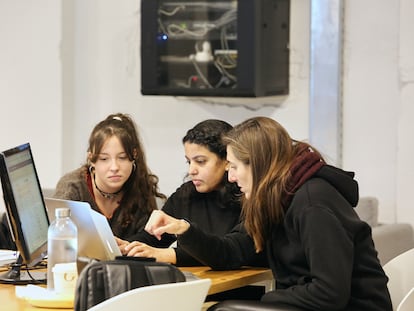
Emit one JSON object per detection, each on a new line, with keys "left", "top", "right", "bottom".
{"left": 52, "top": 262, "right": 78, "bottom": 295}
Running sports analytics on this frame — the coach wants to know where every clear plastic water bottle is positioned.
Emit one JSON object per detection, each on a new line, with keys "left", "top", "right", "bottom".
{"left": 47, "top": 207, "right": 78, "bottom": 291}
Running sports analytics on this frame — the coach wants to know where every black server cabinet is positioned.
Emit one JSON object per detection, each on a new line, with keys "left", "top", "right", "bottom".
{"left": 141, "top": 0, "right": 290, "bottom": 97}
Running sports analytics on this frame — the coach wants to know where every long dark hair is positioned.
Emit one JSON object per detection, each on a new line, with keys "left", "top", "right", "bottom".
{"left": 86, "top": 113, "right": 166, "bottom": 233}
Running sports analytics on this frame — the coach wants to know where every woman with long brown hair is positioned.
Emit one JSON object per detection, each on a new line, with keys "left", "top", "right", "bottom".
{"left": 54, "top": 113, "right": 166, "bottom": 240}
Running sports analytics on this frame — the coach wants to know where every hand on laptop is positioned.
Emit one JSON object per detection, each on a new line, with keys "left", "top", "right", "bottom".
{"left": 115, "top": 237, "right": 130, "bottom": 255}
{"left": 122, "top": 241, "right": 177, "bottom": 264}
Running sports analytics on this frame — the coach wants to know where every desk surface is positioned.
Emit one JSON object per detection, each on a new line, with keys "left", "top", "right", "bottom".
{"left": 181, "top": 266, "right": 273, "bottom": 295}
{"left": 0, "top": 266, "right": 273, "bottom": 310}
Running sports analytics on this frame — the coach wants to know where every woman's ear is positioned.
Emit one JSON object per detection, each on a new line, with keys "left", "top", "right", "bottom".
{"left": 87, "top": 152, "right": 93, "bottom": 166}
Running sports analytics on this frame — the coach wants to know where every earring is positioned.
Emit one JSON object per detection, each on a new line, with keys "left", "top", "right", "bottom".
{"left": 89, "top": 165, "right": 95, "bottom": 174}
{"left": 132, "top": 161, "right": 136, "bottom": 172}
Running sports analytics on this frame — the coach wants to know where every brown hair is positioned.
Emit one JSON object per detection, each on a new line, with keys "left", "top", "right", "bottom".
{"left": 223, "top": 117, "right": 322, "bottom": 251}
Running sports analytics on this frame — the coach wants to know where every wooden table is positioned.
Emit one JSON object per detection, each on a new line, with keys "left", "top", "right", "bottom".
{"left": 181, "top": 266, "right": 274, "bottom": 295}
{"left": 0, "top": 266, "right": 273, "bottom": 310}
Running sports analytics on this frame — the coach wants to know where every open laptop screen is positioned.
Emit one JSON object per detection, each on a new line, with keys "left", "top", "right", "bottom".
{"left": 44, "top": 198, "right": 122, "bottom": 261}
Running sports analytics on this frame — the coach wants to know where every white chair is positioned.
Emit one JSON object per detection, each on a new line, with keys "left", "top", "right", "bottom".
{"left": 398, "top": 287, "right": 414, "bottom": 311}
{"left": 383, "top": 248, "right": 414, "bottom": 310}
{"left": 88, "top": 278, "right": 211, "bottom": 311}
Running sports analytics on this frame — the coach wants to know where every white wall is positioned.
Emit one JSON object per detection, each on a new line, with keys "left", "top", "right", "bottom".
{"left": 1, "top": 0, "right": 413, "bottom": 227}
{"left": 0, "top": 1, "right": 62, "bottom": 202}
{"left": 395, "top": 0, "right": 414, "bottom": 223}
{"left": 342, "top": 0, "right": 400, "bottom": 221}
{"left": 342, "top": 0, "right": 414, "bottom": 223}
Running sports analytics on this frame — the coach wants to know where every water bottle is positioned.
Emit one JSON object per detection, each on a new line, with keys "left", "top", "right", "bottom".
{"left": 47, "top": 207, "right": 78, "bottom": 292}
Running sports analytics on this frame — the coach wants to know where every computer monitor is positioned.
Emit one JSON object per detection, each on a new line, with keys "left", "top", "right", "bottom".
{"left": 0, "top": 142, "right": 48, "bottom": 284}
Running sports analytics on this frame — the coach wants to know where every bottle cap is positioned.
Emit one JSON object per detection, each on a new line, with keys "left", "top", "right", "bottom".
{"left": 55, "top": 207, "right": 71, "bottom": 218}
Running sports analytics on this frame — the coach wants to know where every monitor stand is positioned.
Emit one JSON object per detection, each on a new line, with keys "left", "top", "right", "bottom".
{"left": 0, "top": 255, "right": 47, "bottom": 285}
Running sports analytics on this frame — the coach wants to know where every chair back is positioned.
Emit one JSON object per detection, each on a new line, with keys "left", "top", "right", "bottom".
{"left": 88, "top": 278, "right": 211, "bottom": 311}
{"left": 383, "top": 248, "right": 414, "bottom": 310}
{"left": 397, "top": 287, "right": 414, "bottom": 311}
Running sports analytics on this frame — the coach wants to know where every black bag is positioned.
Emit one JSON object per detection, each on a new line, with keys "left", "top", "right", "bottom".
{"left": 74, "top": 258, "right": 186, "bottom": 311}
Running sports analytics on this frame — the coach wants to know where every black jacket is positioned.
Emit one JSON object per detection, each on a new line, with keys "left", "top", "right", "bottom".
{"left": 129, "top": 180, "right": 242, "bottom": 266}
{"left": 178, "top": 166, "right": 392, "bottom": 310}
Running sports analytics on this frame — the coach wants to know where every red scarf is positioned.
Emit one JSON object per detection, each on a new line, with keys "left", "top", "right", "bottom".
{"left": 282, "top": 143, "right": 325, "bottom": 208}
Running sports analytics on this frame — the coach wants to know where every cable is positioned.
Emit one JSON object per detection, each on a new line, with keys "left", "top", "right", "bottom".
{"left": 158, "top": 5, "right": 237, "bottom": 39}
{"left": 189, "top": 56, "right": 213, "bottom": 88}
{"left": 25, "top": 266, "right": 46, "bottom": 284}
{"left": 158, "top": 5, "right": 185, "bottom": 16}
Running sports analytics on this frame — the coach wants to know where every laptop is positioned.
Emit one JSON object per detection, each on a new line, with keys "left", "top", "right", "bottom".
{"left": 44, "top": 198, "right": 122, "bottom": 261}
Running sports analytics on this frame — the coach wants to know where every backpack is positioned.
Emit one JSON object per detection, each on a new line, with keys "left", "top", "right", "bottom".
{"left": 74, "top": 258, "right": 186, "bottom": 311}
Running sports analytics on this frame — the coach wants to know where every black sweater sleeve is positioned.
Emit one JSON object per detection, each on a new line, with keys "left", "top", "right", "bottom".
{"left": 178, "top": 223, "right": 267, "bottom": 270}
{"left": 175, "top": 247, "right": 206, "bottom": 266}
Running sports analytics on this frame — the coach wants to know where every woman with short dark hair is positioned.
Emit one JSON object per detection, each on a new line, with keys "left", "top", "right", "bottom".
{"left": 119, "top": 119, "right": 246, "bottom": 267}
